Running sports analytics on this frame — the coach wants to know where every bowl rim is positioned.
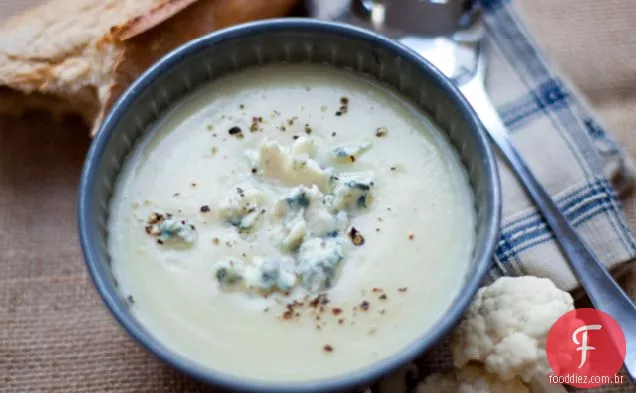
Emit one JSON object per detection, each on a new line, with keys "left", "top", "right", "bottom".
{"left": 78, "top": 17, "right": 501, "bottom": 393}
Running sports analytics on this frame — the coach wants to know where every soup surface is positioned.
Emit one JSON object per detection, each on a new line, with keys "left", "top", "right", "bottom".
{"left": 109, "top": 64, "right": 475, "bottom": 381}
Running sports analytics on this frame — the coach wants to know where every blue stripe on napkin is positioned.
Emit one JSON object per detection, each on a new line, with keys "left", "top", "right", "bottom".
{"left": 482, "top": 0, "right": 636, "bottom": 285}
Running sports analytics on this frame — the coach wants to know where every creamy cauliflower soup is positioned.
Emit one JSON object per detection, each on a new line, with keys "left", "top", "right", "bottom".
{"left": 108, "top": 64, "right": 475, "bottom": 381}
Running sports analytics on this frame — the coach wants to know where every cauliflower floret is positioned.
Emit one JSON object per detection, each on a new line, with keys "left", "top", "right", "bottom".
{"left": 452, "top": 276, "right": 574, "bottom": 382}
{"left": 417, "top": 365, "right": 529, "bottom": 393}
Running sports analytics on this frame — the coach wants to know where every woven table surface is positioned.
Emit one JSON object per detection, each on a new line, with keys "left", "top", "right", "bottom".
{"left": 0, "top": 0, "right": 634, "bottom": 392}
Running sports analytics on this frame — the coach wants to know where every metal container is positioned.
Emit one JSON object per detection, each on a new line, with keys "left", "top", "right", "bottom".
{"left": 78, "top": 19, "right": 500, "bottom": 393}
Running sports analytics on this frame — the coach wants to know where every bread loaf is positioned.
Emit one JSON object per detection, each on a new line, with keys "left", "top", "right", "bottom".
{"left": 0, "top": 0, "right": 299, "bottom": 135}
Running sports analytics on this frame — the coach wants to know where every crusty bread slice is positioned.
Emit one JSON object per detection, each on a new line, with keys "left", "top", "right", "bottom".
{"left": 0, "top": 0, "right": 299, "bottom": 135}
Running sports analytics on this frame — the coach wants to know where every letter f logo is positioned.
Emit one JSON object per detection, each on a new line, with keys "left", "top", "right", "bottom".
{"left": 572, "top": 324, "right": 602, "bottom": 368}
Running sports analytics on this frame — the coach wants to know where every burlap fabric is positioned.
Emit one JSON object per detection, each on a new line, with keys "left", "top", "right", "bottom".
{"left": 0, "top": 0, "right": 634, "bottom": 392}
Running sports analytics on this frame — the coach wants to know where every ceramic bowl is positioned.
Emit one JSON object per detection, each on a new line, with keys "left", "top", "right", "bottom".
{"left": 78, "top": 18, "right": 500, "bottom": 393}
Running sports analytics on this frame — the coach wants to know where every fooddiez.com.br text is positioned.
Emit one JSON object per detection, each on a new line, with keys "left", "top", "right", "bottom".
{"left": 548, "top": 373, "right": 625, "bottom": 385}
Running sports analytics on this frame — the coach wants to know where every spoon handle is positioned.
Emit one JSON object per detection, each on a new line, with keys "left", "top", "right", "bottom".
{"left": 460, "top": 75, "right": 636, "bottom": 381}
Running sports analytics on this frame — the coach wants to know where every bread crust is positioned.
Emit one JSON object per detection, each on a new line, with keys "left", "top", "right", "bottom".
{"left": 112, "top": 0, "right": 202, "bottom": 40}
{"left": 0, "top": 0, "right": 299, "bottom": 135}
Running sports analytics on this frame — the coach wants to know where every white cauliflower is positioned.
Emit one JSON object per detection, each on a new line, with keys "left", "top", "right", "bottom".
{"left": 452, "top": 276, "right": 574, "bottom": 382}
{"left": 416, "top": 365, "right": 529, "bottom": 393}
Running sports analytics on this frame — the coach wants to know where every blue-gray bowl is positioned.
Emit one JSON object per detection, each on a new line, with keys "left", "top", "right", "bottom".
{"left": 78, "top": 18, "right": 500, "bottom": 393}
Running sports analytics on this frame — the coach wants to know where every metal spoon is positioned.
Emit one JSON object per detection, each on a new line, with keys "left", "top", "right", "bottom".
{"left": 458, "top": 40, "right": 636, "bottom": 383}
{"left": 309, "top": 0, "right": 636, "bottom": 381}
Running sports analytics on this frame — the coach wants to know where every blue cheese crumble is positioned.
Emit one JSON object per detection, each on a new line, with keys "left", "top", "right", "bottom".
{"left": 284, "top": 187, "right": 311, "bottom": 209}
{"left": 250, "top": 137, "right": 333, "bottom": 191}
{"left": 214, "top": 257, "right": 296, "bottom": 293}
{"left": 249, "top": 258, "right": 297, "bottom": 292}
{"left": 327, "top": 173, "right": 375, "bottom": 211}
{"left": 218, "top": 187, "right": 265, "bottom": 233}
{"left": 331, "top": 142, "right": 372, "bottom": 162}
{"left": 272, "top": 185, "right": 348, "bottom": 252}
{"left": 145, "top": 212, "right": 196, "bottom": 245}
{"left": 296, "top": 237, "right": 345, "bottom": 292}
{"left": 215, "top": 259, "right": 245, "bottom": 288}
{"left": 214, "top": 137, "right": 375, "bottom": 294}
{"left": 158, "top": 218, "right": 197, "bottom": 243}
